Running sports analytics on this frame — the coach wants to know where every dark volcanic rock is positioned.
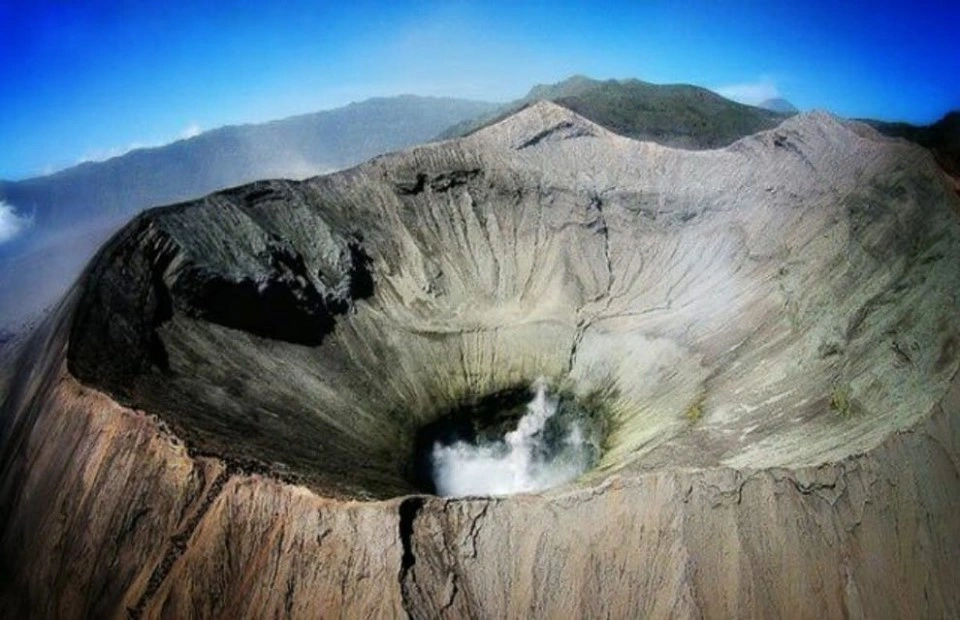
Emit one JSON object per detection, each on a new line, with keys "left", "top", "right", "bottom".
{"left": 70, "top": 180, "right": 374, "bottom": 393}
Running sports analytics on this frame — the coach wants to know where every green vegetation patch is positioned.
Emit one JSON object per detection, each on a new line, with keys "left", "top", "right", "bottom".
{"left": 830, "top": 386, "right": 858, "bottom": 418}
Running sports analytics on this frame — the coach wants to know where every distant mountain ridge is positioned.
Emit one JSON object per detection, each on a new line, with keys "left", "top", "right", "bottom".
{"left": 0, "top": 95, "right": 499, "bottom": 235}
{"left": 865, "top": 111, "right": 960, "bottom": 181}
{"left": 438, "top": 75, "right": 791, "bottom": 149}
{"left": 441, "top": 75, "right": 957, "bottom": 185}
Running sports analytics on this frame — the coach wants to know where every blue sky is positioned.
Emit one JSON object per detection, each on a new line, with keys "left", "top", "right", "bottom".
{"left": 1, "top": 0, "right": 958, "bottom": 180}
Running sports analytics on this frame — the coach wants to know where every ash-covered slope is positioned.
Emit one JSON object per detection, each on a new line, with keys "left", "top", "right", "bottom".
{"left": 2, "top": 102, "right": 960, "bottom": 618}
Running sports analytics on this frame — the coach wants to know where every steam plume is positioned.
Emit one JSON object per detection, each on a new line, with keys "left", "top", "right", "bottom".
{"left": 0, "top": 201, "right": 32, "bottom": 245}
{"left": 431, "top": 378, "right": 595, "bottom": 497}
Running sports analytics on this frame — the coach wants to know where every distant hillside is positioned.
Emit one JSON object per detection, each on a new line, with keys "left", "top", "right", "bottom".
{"left": 0, "top": 95, "right": 499, "bottom": 236}
{"left": 439, "top": 75, "right": 790, "bottom": 149}
{"left": 867, "top": 111, "right": 960, "bottom": 180}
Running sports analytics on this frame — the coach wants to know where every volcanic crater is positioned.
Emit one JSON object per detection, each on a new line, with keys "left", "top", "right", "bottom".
{"left": 2, "top": 102, "right": 959, "bottom": 618}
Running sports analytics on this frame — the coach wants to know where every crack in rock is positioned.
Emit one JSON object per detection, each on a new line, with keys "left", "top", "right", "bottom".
{"left": 398, "top": 497, "right": 425, "bottom": 617}
{"left": 128, "top": 467, "right": 231, "bottom": 619}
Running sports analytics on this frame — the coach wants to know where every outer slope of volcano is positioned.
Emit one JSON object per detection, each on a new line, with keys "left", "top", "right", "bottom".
{"left": 1, "top": 101, "right": 959, "bottom": 618}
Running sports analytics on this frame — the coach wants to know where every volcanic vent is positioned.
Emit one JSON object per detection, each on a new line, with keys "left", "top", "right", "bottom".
{"left": 3, "top": 102, "right": 960, "bottom": 618}
{"left": 413, "top": 378, "right": 606, "bottom": 496}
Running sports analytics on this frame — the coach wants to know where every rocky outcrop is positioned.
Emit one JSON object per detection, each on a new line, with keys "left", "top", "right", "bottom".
{"left": 1, "top": 102, "right": 959, "bottom": 618}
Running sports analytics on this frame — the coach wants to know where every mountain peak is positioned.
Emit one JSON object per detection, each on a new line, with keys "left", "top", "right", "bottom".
{"left": 442, "top": 74, "right": 787, "bottom": 149}
{"left": 467, "top": 100, "right": 611, "bottom": 150}
{"left": 524, "top": 75, "right": 604, "bottom": 101}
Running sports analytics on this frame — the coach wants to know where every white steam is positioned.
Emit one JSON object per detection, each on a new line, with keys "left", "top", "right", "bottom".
{"left": 712, "top": 77, "right": 781, "bottom": 106}
{"left": 0, "top": 201, "right": 32, "bottom": 245}
{"left": 431, "top": 378, "right": 595, "bottom": 497}
{"left": 181, "top": 122, "right": 202, "bottom": 139}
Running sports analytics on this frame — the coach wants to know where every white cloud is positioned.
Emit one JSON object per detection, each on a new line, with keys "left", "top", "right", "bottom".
{"left": 712, "top": 78, "right": 781, "bottom": 105}
{"left": 180, "top": 122, "right": 202, "bottom": 139}
{"left": 0, "top": 201, "right": 32, "bottom": 244}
